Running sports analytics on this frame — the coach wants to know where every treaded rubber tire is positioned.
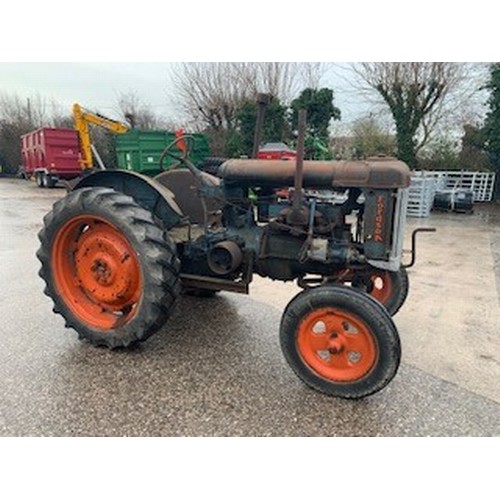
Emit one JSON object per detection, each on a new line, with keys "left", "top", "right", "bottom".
{"left": 382, "top": 267, "right": 409, "bottom": 316}
{"left": 36, "top": 172, "right": 44, "bottom": 188}
{"left": 45, "top": 176, "right": 57, "bottom": 188}
{"left": 37, "top": 186, "right": 181, "bottom": 348}
{"left": 351, "top": 267, "right": 409, "bottom": 317}
{"left": 280, "top": 285, "right": 401, "bottom": 399}
{"left": 369, "top": 267, "right": 409, "bottom": 316}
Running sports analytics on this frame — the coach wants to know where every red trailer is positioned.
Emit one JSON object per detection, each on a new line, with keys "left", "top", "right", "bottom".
{"left": 21, "top": 128, "right": 82, "bottom": 187}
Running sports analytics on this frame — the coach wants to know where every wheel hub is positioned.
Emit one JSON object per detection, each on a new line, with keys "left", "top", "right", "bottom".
{"left": 90, "top": 258, "right": 115, "bottom": 286}
{"left": 52, "top": 215, "right": 142, "bottom": 329}
{"left": 73, "top": 225, "right": 139, "bottom": 306}
{"left": 297, "top": 308, "right": 377, "bottom": 382}
{"left": 327, "top": 333, "right": 345, "bottom": 354}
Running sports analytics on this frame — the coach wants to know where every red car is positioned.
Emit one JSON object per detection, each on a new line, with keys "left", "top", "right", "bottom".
{"left": 257, "top": 142, "right": 297, "bottom": 161}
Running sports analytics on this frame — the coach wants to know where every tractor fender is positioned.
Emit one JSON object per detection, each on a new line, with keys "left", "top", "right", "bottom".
{"left": 72, "top": 170, "right": 183, "bottom": 230}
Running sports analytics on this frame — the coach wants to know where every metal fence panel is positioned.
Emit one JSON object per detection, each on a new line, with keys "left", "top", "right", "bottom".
{"left": 407, "top": 170, "right": 496, "bottom": 217}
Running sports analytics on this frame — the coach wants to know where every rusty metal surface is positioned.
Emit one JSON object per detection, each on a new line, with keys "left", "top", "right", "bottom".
{"left": 292, "top": 109, "right": 306, "bottom": 210}
{"left": 180, "top": 273, "right": 249, "bottom": 294}
{"left": 74, "top": 169, "right": 182, "bottom": 215}
{"left": 207, "top": 241, "right": 243, "bottom": 275}
{"left": 154, "top": 168, "right": 222, "bottom": 224}
{"left": 219, "top": 159, "right": 411, "bottom": 189}
{"left": 72, "top": 169, "right": 184, "bottom": 231}
{"left": 251, "top": 93, "right": 271, "bottom": 159}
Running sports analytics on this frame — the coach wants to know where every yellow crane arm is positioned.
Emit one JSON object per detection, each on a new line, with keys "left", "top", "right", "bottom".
{"left": 73, "top": 102, "right": 130, "bottom": 169}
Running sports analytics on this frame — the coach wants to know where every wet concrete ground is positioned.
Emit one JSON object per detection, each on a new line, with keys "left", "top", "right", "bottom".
{"left": 0, "top": 178, "right": 499, "bottom": 436}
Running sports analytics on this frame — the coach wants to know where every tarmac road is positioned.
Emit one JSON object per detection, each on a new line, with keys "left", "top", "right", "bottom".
{"left": 0, "top": 178, "right": 499, "bottom": 436}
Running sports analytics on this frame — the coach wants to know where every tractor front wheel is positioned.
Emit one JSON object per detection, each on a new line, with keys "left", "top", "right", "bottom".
{"left": 37, "top": 186, "right": 181, "bottom": 348}
{"left": 352, "top": 267, "right": 409, "bottom": 316}
{"left": 280, "top": 285, "right": 401, "bottom": 399}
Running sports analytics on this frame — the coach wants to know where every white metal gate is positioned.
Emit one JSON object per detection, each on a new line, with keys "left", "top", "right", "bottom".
{"left": 407, "top": 170, "right": 496, "bottom": 218}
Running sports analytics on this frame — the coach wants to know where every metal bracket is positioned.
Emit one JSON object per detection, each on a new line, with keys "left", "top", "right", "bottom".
{"left": 180, "top": 252, "right": 254, "bottom": 294}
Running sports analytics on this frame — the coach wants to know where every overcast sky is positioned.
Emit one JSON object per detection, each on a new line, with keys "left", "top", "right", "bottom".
{"left": 0, "top": 62, "right": 368, "bottom": 128}
{"left": 0, "top": 63, "right": 174, "bottom": 113}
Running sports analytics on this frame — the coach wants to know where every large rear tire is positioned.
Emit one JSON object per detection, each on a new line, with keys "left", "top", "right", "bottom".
{"left": 280, "top": 285, "right": 401, "bottom": 399}
{"left": 37, "top": 186, "right": 181, "bottom": 348}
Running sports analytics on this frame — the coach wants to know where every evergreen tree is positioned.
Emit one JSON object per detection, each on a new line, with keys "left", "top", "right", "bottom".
{"left": 483, "top": 64, "right": 500, "bottom": 170}
{"left": 234, "top": 97, "right": 288, "bottom": 157}
{"left": 483, "top": 63, "right": 500, "bottom": 199}
{"left": 290, "top": 88, "right": 341, "bottom": 142}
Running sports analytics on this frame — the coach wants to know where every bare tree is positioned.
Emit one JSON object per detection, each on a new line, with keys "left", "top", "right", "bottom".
{"left": 49, "top": 100, "right": 73, "bottom": 129}
{"left": 299, "top": 62, "right": 330, "bottom": 90}
{"left": 116, "top": 91, "right": 168, "bottom": 130}
{"left": 351, "top": 116, "right": 396, "bottom": 159}
{"left": 170, "top": 63, "right": 252, "bottom": 132}
{"left": 0, "top": 92, "right": 50, "bottom": 128}
{"left": 351, "top": 62, "right": 478, "bottom": 167}
{"left": 170, "top": 62, "right": 327, "bottom": 132}
{"left": 251, "top": 62, "right": 304, "bottom": 102}
{"left": 0, "top": 92, "right": 53, "bottom": 173}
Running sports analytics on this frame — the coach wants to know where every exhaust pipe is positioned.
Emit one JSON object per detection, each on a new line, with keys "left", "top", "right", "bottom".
{"left": 287, "top": 108, "right": 308, "bottom": 225}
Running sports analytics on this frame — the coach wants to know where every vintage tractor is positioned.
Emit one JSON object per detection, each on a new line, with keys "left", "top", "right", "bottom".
{"left": 37, "top": 110, "right": 431, "bottom": 399}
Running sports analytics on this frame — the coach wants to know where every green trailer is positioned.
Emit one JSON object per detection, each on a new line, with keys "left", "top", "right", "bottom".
{"left": 115, "top": 129, "right": 211, "bottom": 176}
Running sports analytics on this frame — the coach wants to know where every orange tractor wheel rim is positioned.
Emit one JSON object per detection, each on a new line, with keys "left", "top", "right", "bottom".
{"left": 369, "top": 271, "right": 393, "bottom": 304}
{"left": 297, "top": 308, "right": 377, "bottom": 382}
{"left": 52, "top": 215, "right": 142, "bottom": 329}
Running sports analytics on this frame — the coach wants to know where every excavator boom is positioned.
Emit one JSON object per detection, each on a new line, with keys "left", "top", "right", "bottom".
{"left": 73, "top": 103, "right": 130, "bottom": 169}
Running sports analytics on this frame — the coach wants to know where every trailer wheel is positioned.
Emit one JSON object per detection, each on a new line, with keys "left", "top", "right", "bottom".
{"left": 352, "top": 267, "right": 409, "bottom": 316}
{"left": 45, "top": 175, "right": 57, "bottom": 188}
{"left": 35, "top": 172, "right": 44, "bottom": 188}
{"left": 41, "top": 172, "right": 49, "bottom": 188}
{"left": 37, "top": 186, "right": 181, "bottom": 348}
{"left": 280, "top": 285, "right": 400, "bottom": 399}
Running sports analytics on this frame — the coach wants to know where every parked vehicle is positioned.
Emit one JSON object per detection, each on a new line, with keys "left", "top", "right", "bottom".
{"left": 257, "top": 142, "right": 297, "bottom": 161}
{"left": 115, "top": 128, "right": 211, "bottom": 177}
{"left": 20, "top": 128, "right": 82, "bottom": 187}
{"left": 37, "top": 110, "right": 434, "bottom": 399}
{"left": 20, "top": 104, "right": 130, "bottom": 188}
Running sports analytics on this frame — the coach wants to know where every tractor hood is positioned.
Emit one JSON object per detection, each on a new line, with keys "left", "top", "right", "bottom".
{"left": 218, "top": 158, "right": 411, "bottom": 189}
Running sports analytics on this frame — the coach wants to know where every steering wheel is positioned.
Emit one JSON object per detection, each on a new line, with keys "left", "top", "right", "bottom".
{"left": 159, "top": 134, "right": 195, "bottom": 171}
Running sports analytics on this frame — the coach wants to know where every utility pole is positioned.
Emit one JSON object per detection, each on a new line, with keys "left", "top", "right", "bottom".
{"left": 27, "top": 98, "right": 32, "bottom": 124}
